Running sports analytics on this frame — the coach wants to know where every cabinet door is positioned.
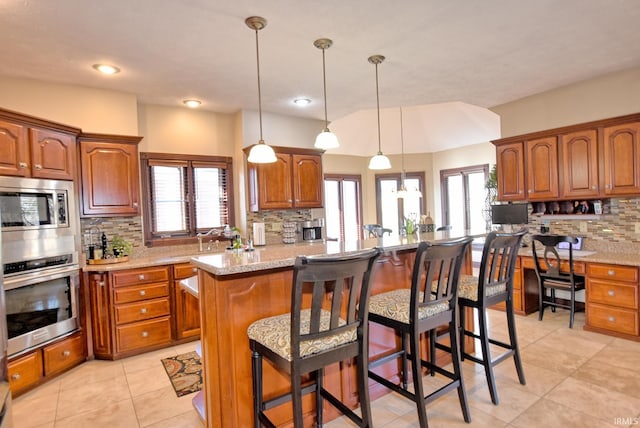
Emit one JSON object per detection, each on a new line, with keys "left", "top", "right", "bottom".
{"left": 257, "top": 153, "right": 293, "bottom": 210}
{"left": 292, "top": 154, "right": 323, "bottom": 208}
{"left": 80, "top": 140, "right": 140, "bottom": 216}
{"left": 43, "top": 333, "right": 85, "bottom": 376}
{"left": 89, "top": 272, "right": 112, "bottom": 357}
{"left": 8, "top": 351, "right": 43, "bottom": 395}
{"left": 29, "top": 128, "right": 76, "bottom": 180}
{"left": 526, "top": 136, "right": 559, "bottom": 200}
{"left": 496, "top": 142, "right": 525, "bottom": 201}
{"left": 602, "top": 122, "right": 640, "bottom": 196}
{"left": 560, "top": 129, "right": 599, "bottom": 198}
{"left": 0, "top": 119, "right": 29, "bottom": 177}
{"left": 175, "top": 280, "right": 201, "bottom": 339}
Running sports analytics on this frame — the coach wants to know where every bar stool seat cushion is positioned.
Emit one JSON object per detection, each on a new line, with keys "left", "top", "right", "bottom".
{"left": 369, "top": 289, "right": 449, "bottom": 324}
{"left": 457, "top": 274, "right": 506, "bottom": 301}
{"left": 247, "top": 309, "right": 356, "bottom": 362}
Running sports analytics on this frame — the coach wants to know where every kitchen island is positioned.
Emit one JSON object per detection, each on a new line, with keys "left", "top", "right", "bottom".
{"left": 191, "top": 231, "right": 479, "bottom": 428}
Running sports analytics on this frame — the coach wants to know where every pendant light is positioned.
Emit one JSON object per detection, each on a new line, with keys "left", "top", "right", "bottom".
{"left": 246, "top": 16, "right": 277, "bottom": 164}
{"left": 368, "top": 55, "right": 391, "bottom": 170}
{"left": 396, "top": 107, "right": 422, "bottom": 199}
{"left": 314, "top": 38, "right": 339, "bottom": 150}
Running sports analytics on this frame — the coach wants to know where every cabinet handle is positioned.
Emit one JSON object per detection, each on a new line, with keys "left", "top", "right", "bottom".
{"left": 18, "top": 162, "right": 28, "bottom": 169}
{"left": 139, "top": 290, "right": 146, "bottom": 296}
{"left": 140, "top": 307, "right": 147, "bottom": 314}
{"left": 141, "top": 331, "right": 149, "bottom": 338}
{"left": 34, "top": 164, "right": 42, "bottom": 170}
{"left": 607, "top": 270, "right": 615, "bottom": 276}
{"left": 63, "top": 350, "right": 71, "bottom": 357}
{"left": 98, "top": 281, "right": 105, "bottom": 287}
{"left": 138, "top": 274, "right": 145, "bottom": 280}
{"left": 607, "top": 290, "right": 615, "bottom": 297}
{"left": 11, "top": 373, "right": 20, "bottom": 381}
{"left": 133, "top": 202, "right": 138, "bottom": 207}
{"left": 608, "top": 316, "right": 616, "bottom": 323}
{"left": 192, "top": 268, "right": 197, "bottom": 273}
{"left": 605, "top": 184, "right": 611, "bottom": 189}
{"left": 288, "top": 199, "right": 292, "bottom": 203}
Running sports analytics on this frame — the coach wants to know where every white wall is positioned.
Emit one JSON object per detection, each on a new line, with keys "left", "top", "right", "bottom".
{"left": 0, "top": 75, "right": 138, "bottom": 135}
{"left": 241, "top": 110, "right": 324, "bottom": 149}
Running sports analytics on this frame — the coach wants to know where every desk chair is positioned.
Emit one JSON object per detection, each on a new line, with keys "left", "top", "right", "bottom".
{"left": 247, "top": 248, "right": 382, "bottom": 428}
{"left": 531, "top": 234, "right": 585, "bottom": 328}
{"left": 363, "top": 224, "right": 392, "bottom": 238}
{"left": 455, "top": 229, "right": 526, "bottom": 405}
{"left": 367, "top": 238, "right": 473, "bottom": 428}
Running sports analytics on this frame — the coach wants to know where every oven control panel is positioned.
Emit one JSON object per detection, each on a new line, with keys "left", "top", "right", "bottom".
{"left": 4, "top": 254, "right": 73, "bottom": 276}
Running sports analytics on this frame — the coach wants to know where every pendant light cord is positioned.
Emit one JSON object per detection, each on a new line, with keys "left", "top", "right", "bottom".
{"left": 322, "top": 47, "right": 329, "bottom": 129}
{"left": 254, "top": 27, "right": 264, "bottom": 143}
{"left": 375, "top": 62, "right": 382, "bottom": 155}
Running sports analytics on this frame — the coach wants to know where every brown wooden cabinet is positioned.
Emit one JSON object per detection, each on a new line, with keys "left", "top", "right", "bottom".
{"left": 8, "top": 332, "right": 85, "bottom": 397}
{"left": 602, "top": 122, "right": 640, "bottom": 196}
{"left": 173, "top": 263, "right": 201, "bottom": 340}
{"left": 0, "top": 113, "right": 78, "bottom": 180}
{"left": 496, "top": 142, "right": 525, "bottom": 201}
{"left": 79, "top": 133, "right": 142, "bottom": 217}
{"left": 245, "top": 146, "right": 324, "bottom": 211}
{"left": 526, "top": 136, "right": 559, "bottom": 200}
{"left": 586, "top": 263, "right": 639, "bottom": 337}
{"left": 560, "top": 129, "right": 599, "bottom": 198}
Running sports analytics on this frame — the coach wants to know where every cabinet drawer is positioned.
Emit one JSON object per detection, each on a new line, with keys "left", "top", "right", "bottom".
{"left": 115, "top": 298, "right": 171, "bottom": 325}
{"left": 587, "top": 263, "right": 638, "bottom": 282}
{"left": 112, "top": 267, "right": 169, "bottom": 287}
{"left": 174, "top": 263, "right": 198, "bottom": 280}
{"left": 521, "top": 256, "right": 585, "bottom": 275}
{"left": 587, "top": 279, "right": 638, "bottom": 309}
{"left": 113, "top": 282, "right": 169, "bottom": 304}
{"left": 587, "top": 303, "right": 638, "bottom": 335}
{"left": 8, "top": 351, "right": 42, "bottom": 394}
{"left": 43, "top": 334, "right": 85, "bottom": 376}
{"left": 116, "top": 316, "right": 172, "bottom": 353}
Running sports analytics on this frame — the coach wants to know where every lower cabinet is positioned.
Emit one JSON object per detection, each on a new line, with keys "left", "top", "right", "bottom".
{"left": 88, "top": 263, "right": 201, "bottom": 360}
{"left": 8, "top": 332, "right": 85, "bottom": 396}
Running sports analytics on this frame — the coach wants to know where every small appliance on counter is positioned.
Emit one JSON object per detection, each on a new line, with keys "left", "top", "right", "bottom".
{"left": 299, "top": 219, "right": 325, "bottom": 243}
{"left": 252, "top": 222, "right": 266, "bottom": 246}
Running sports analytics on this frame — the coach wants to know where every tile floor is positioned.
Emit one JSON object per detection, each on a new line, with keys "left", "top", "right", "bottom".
{"left": 13, "top": 309, "right": 640, "bottom": 427}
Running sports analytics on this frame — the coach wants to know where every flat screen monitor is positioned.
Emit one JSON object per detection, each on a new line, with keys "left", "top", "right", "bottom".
{"left": 491, "top": 203, "right": 528, "bottom": 225}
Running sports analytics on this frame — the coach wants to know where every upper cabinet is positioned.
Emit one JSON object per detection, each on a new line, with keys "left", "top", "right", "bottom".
{"left": 245, "top": 146, "right": 324, "bottom": 212}
{"left": 0, "top": 109, "right": 79, "bottom": 180}
{"left": 492, "top": 113, "right": 640, "bottom": 202}
{"left": 79, "top": 133, "right": 143, "bottom": 217}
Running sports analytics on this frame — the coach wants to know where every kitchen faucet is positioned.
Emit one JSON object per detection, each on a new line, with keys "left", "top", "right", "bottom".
{"left": 196, "top": 227, "right": 223, "bottom": 252}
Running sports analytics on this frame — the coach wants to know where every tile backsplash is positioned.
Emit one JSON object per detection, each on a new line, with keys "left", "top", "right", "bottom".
{"left": 246, "top": 209, "right": 312, "bottom": 245}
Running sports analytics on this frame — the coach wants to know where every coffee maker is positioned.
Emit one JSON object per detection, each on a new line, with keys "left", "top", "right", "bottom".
{"left": 299, "top": 219, "right": 325, "bottom": 243}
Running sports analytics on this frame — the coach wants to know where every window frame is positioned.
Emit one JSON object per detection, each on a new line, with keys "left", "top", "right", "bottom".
{"left": 323, "top": 173, "right": 364, "bottom": 241}
{"left": 439, "top": 164, "right": 488, "bottom": 230}
{"left": 140, "top": 152, "right": 234, "bottom": 247}
{"left": 374, "top": 171, "right": 426, "bottom": 231}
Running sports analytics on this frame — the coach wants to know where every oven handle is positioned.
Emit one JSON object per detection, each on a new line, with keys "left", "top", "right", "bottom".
{"left": 3, "top": 265, "right": 80, "bottom": 291}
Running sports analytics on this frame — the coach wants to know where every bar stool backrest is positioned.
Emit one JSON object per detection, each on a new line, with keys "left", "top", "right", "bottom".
{"left": 476, "top": 229, "right": 527, "bottom": 303}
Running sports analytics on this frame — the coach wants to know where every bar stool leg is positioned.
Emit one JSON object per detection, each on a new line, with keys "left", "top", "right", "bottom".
{"left": 478, "top": 308, "right": 499, "bottom": 405}
{"left": 459, "top": 306, "right": 467, "bottom": 361}
{"left": 401, "top": 332, "right": 409, "bottom": 389}
{"left": 429, "top": 329, "right": 436, "bottom": 376}
{"left": 316, "top": 368, "right": 324, "bottom": 426}
{"left": 357, "top": 344, "right": 373, "bottom": 427}
{"left": 251, "top": 350, "right": 263, "bottom": 428}
{"left": 450, "top": 315, "right": 471, "bottom": 422}
{"left": 538, "top": 285, "right": 545, "bottom": 321}
{"left": 569, "top": 287, "right": 576, "bottom": 328}
{"left": 409, "top": 330, "right": 429, "bottom": 428}
{"left": 506, "top": 298, "right": 526, "bottom": 386}
{"left": 291, "top": 371, "right": 304, "bottom": 427}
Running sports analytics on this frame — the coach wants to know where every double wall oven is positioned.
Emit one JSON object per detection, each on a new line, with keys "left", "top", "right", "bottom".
{"left": 0, "top": 176, "right": 80, "bottom": 357}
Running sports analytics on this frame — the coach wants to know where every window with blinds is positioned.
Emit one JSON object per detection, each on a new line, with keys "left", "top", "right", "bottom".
{"left": 141, "top": 153, "right": 234, "bottom": 246}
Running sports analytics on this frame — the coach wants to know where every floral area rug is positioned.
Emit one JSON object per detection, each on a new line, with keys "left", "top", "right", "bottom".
{"left": 161, "top": 351, "right": 203, "bottom": 397}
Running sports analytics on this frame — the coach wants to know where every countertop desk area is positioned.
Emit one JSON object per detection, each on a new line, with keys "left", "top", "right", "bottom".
{"left": 191, "top": 231, "right": 480, "bottom": 428}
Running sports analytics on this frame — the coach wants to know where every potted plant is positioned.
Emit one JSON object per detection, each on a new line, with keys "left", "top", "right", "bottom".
{"left": 109, "top": 235, "right": 133, "bottom": 258}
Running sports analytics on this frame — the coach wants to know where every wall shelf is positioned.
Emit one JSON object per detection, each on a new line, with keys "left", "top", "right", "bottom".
{"left": 532, "top": 214, "right": 602, "bottom": 221}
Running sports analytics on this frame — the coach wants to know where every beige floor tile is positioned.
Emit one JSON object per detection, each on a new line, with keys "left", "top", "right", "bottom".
{"left": 53, "top": 399, "right": 139, "bottom": 428}
{"left": 123, "top": 347, "right": 182, "bottom": 374}
{"left": 172, "top": 341, "right": 199, "bottom": 356}
{"left": 370, "top": 390, "right": 416, "bottom": 417}
{"left": 545, "top": 377, "right": 640, "bottom": 422}
{"left": 572, "top": 358, "right": 640, "bottom": 399}
{"left": 55, "top": 375, "right": 131, "bottom": 420}
{"left": 126, "top": 362, "right": 173, "bottom": 397}
{"left": 465, "top": 381, "right": 539, "bottom": 423}
{"left": 510, "top": 397, "right": 618, "bottom": 428}
{"left": 520, "top": 342, "right": 589, "bottom": 375}
{"left": 144, "top": 410, "right": 204, "bottom": 428}
{"left": 589, "top": 340, "right": 640, "bottom": 373}
{"left": 57, "top": 359, "right": 125, "bottom": 391}
{"left": 133, "top": 385, "right": 195, "bottom": 427}
{"left": 493, "top": 359, "right": 565, "bottom": 397}
{"left": 532, "top": 329, "right": 608, "bottom": 358}
{"left": 12, "top": 381, "right": 60, "bottom": 428}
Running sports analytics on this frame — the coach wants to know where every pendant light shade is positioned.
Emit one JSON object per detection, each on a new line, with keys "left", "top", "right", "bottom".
{"left": 314, "top": 38, "right": 339, "bottom": 150}
{"left": 246, "top": 16, "right": 277, "bottom": 164}
{"left": 368, "top": 55, "right": 391, "bottom": 170}
{"left": 396, "top": 107, "right": 422, "bottom": 199}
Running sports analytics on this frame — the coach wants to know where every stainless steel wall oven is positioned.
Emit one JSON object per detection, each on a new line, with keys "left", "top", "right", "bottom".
{"left": 0, "top": 177, "right": 80, "bottom": 357}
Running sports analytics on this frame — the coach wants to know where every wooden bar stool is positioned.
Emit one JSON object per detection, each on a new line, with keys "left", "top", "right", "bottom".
{"left": 455, "top": 229, "right": 526, "bottom": 405}
{"left": 367, "top": 238, "right": 473, "bottom": 428}
{"left": 247, "top": 248, "right": 382, "bottom": 427}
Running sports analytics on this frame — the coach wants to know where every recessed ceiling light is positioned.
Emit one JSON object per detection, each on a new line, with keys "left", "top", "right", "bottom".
{"left": 183, "top": 99, "right": 202, "bottom": 108}
{"left": 293, "top": 98, "right": 311, "bottom": 107}
{"left": 92, "top": 63, "right": 121, "bottom": 75}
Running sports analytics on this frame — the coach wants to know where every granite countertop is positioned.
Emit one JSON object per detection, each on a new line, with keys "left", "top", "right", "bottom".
{"left": 517, "top": 247, "right": 640, "bottom": 267}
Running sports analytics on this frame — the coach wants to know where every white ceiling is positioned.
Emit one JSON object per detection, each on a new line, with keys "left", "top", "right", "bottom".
{"left": 1, "top": 0, "right": 640, "bottom": 155}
